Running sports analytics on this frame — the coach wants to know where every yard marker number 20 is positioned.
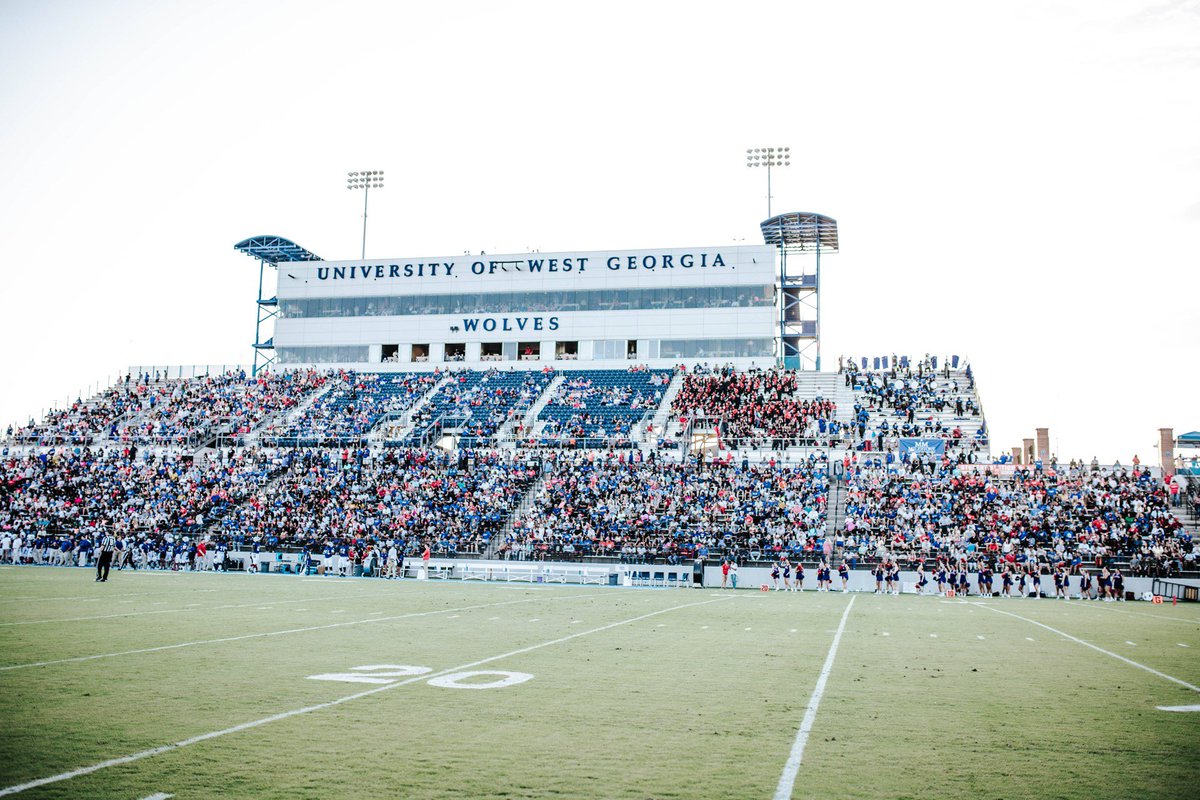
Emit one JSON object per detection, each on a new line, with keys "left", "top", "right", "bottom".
{"left": 307, "top": 664, "right": 533, "bottom": 690}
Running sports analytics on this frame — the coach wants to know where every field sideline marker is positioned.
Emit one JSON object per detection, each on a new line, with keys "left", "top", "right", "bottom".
{"left": 774, "top": 596, "right": 856, "bottom": 800}
{"left": 0, "top": 592, "right": 606, "bottom": 673}
{"left": 974, "top": 603, "right": 1200, "bottom": 693}
{"left": 0, "top": 594, "right": 730, "bottom": 797}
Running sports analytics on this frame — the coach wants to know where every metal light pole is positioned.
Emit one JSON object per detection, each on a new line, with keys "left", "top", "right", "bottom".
{"left": 347, "top": 170, "right": 384, "bottom": 259}
{"left": 745, "top": 147, "right": 790, "bottom": 218}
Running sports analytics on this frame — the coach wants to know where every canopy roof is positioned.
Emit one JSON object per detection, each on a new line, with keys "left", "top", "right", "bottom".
{"left": 234, "top": 235, "right": 322, "bottom": 265}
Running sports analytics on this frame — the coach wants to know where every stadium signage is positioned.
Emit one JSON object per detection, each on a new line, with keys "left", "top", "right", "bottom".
{"left": 461, "top": 316, "right": 560, "bottom": 332}
{"left": 312, "top": 250, "right": 731, "bottom": 282}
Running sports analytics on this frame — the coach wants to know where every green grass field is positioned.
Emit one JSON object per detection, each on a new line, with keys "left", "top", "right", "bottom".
{"left": 1, "top": 566, "right": 1199, "bottom": 799}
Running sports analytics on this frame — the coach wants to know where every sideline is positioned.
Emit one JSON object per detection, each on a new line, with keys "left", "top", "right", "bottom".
{"left": 973, "top": 602, "right": 1200, "bottom": 693}
{"left": 0, "top": 595, "right": 731, "bottom": 796}
{"left": 773, "top": 595, "right": 856, "bottom": 800}
{"left": 0, "top": 592, "right": 605, "bottom": 673}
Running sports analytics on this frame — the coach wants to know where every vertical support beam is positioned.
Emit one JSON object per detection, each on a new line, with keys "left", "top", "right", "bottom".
{"left": 814, "top": 238, "right": 821, "bottom": 372}
{"left": 1036, "top": 427, "right": 1050, "bottom": 464}
{"left": 1023, "top": 438, "right": 1035, "bottom": 465}
{"left": 1159, "top": 428, "right": 1175, "bottom": 474}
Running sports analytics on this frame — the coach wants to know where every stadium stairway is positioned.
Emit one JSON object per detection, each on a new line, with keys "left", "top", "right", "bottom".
{"left": 518, "top": 372, "right": 565, "bottom": 437}
{"left": 827, "top": 474, "right": 848, "bottom": 553}
{"left": 643, "top": 370, "right": 686, "bottom": 444}
{"left": 488, "top": 466, "right": 548, "bottom": 558}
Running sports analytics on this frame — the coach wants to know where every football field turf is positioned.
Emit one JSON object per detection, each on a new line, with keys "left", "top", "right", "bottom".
{"left": 1, "top": 567, "right": 1198, "bottom": 799}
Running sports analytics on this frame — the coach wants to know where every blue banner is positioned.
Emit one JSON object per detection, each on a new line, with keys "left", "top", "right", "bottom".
{"left": 899, "top": 438, "right": 945, "bottom": 460}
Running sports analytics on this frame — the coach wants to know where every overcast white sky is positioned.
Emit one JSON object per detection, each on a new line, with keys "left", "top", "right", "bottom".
{"left": 0, "top": 0, "right": 1196, "bottom": 462}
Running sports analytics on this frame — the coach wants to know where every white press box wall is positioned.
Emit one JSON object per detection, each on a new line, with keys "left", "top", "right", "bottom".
{"left": 273, "top": 244, "right": 778, "bottom": 368}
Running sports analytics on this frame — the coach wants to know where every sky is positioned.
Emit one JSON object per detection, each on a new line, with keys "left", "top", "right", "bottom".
{"left": 0, "top": 0, "right": 1196, "bottom": 462}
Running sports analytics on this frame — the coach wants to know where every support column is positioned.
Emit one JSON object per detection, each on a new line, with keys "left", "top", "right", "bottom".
{"left": 1036, "top": 428, "right": 1050, "bottom": 464}
{"left": 1023, "top": 438, "right": 1035, "bottom": 465}
{"left": 1011, "top": 446, "right": 1022, "bottom": 464}
{"left": 1159, "top": 428, "right": 1175, "bottom": 474}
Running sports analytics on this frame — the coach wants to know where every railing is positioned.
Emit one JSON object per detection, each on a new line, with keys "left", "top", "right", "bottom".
{"left": 127, "top": 365, "right": 253, "bottom": 380}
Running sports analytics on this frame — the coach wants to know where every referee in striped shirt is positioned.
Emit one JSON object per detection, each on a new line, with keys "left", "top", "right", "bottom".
{"left": 95, "top": 531, "right": 117, "bottom": 583}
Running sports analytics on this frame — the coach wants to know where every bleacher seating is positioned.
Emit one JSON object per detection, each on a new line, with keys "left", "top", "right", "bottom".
{"left": 531, "top": 368, "right": 672, "bottom": 448}
{"left": 265, "top": 371, "right": 440, "bottom": 446}
{"left": 398, "top": 368, "right": 554, "bottom": 447}
{"left": 3, "top": 360, "right": 1196, "bottom": 578}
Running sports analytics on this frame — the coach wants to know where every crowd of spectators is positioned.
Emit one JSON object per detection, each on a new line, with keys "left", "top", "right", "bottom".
{"left": 839, "top": 456, "right": 1194, "bottom": 577}
{"left": 840, "top": 355, "right": 987, "bottom": 456}
{"left": 504, "top": 450, "right": 828, "bottom": 562}
{"left": 8, "top": 370, "right": 327, "bottom": 448}
{"left": 265, "top": 371, "right": 441, "bottom": 445}
{"left": 670, "top": 367, "right": 838, "bottom": 449}
{"left": 532, "top": 368, "right": 671, "bottom": 448}
{"left": 213, "top": 447, "right": 539, "bottom": 556}
{"left": 0, "top": 445, "right": 280, "bottom": 548}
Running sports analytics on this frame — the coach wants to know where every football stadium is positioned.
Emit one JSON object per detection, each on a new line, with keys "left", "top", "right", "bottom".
{"left": 1, "top": 205, "right": 1198, "bottom": 799}
{"left": 3, "top": 4, "right": 1199, "bottom": 800}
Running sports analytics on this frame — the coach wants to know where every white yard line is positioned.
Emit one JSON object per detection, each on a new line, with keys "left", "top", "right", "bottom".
{"left": 0, "top": 594, "right": 370, "bottom": 627}
{"left": 774, "top": 596, "right": 856, "bottom": 800}
{"left": 0, "top": 595, "right": 730, "bottom": 797}
{"left": 974, "top": 603, "right": 1200, "bottom": 693}
{"left": 137, "top": 793, "right": 173, "bottom": 800}
{"left": 1055, "top": 600, "right": 1200, "bottom": 627}
{"left": 0, "top": 593, "right": 604, "bottom": 673}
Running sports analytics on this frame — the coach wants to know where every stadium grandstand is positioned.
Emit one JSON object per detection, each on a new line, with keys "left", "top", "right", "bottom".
{"left": 1, "top": 218, "right": 1196, "bottom": 590}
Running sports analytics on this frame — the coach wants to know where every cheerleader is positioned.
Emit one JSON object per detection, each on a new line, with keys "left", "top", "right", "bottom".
{"left": 1029, "top": 564, "right": 1042, "bottom": 599}
{"left": 1078, "top": 568, "right": 1093, "bottom": 600}
{"left": 770, "top": 562, "right": 781, "bottom": 591}
{"left": 838, "top": 560, "right": 850, "bottom": 592}
{"left": 1099, "top": 567, "right": 1112, "bottom": 601}
{"left": 957, "top": 567, "right": 970, "bottom": 597}
{"left": 1053, "top": 568, "right": 1066, "bottom": 599}
{"left": 883, "top": 560, "right": 895, "bottom": 594}
{"left": 780, "top": 556, "right": 792, "bottom": 591}
{"left": 889, "top": 562, "right": 901, "bottom": 596}
{"left": 936, "top": 564, "right": 949, "bottom": 596}
{"left": 1001, "top": 566, "right": 1015, "bottom": 598}
{"left": 1112, "top": 568, "right": 1125, "bottom": 601}
{"left": 873, "top": 562, "right": 885, "bottom": 594}
{"left": 793, "top": 561, "right": 805, "bottom": 592}
{"left": 915, "top": 565, "right": 929, "bottom": 595}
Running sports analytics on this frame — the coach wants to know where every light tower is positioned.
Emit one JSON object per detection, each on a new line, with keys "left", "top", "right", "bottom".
{"left": 746, "top": 147, "right": 790, "bottom": 218}
{"left": 347, "top": 170, "right": 384, "bottom": 259}
{"left": 761, "top": 212, "right": 839, "bottom": 371}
